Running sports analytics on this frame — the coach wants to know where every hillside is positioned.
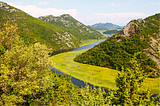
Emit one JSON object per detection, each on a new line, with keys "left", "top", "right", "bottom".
{"left": 39, "top": 14, "right": 105, "bottom": 42}
{"left": 103, "top": 30, "right": 118, "bottom": 34}
{"left": 74, "top": 13, "right": 160, "bottom": 78}
{"left": 0, "top": 2, "right": 104, "bottom": 51}
{"left": 88, "top": 22, "right": 123, "bottom": 30}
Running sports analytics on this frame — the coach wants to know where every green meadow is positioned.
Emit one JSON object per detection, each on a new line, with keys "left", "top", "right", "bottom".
{"left": 51, "top": 48, "right": 159, "bottom": 94}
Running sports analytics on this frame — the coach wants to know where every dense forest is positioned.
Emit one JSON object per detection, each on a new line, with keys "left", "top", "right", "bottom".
{"left": 0, "top": 21, "right": 159, "bottom": 106}
{"left": 0, "top": 1, "right": 159, "bottom": 105}
{"left": 74, "top": 13, "right": 160, "bottom": 78}
{"left": 0, "top": 2, "right": 104, "bottom": 51}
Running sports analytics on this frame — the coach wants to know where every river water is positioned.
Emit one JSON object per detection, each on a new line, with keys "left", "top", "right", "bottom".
{"left": 50, "top": 34, "right": 159, "bottom": 98}
{"left": 51, "top": 34, "right": 112, "bottom": 92}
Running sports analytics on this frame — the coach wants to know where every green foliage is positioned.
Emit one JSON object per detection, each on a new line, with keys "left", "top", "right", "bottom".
{"left": 0, "top": 6, "right": 159, "bottom": 106}
{"left": 0, "top": 2, "right": 104, "bottom": 51}
{"left": 111, "top": 57, "right": 159, "bottom": 105}
{"left": 0, "top": 22, "right": 54, "bottom": 105}
{"left": 39, "top": 14, "right": 105, "bottom": 41}
{"left": 103, "top": 29, "right": 118, "bottom": 34}
{"left": 74, "top": 13, "right": 160, "bottom": 77}
{"left": 0, "top": 21, "right": 19, "bottom": 55}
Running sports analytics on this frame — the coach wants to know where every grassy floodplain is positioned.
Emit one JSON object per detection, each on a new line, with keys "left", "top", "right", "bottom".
{"left": 52, "top": 49, "right": 118, "bottom": 90}
{"left": 51, "top": 41, "right": 160, "bottom": 94}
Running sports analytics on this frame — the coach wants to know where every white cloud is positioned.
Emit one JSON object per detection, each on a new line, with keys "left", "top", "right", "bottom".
{"left": 7, "top": 2, "right": 78, "bottom": 17}
{"left": 39, "top": 2, "right": 49, "bottom": 5}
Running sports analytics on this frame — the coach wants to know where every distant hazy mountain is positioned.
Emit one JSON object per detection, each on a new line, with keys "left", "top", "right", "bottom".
{"left": 88, "top": 22, "right": 123, "bottom": 30}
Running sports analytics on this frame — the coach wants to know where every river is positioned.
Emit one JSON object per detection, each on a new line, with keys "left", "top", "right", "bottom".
{"left": 50, "top": 34, "right": 159, "bottom": 98}
{"left": 51, "top": 34, "right": 111, "bottom": 92}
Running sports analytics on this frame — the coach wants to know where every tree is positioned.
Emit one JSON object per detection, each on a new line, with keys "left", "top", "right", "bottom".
{"left": 0, "top": 21, "right": 19, "bottom": 55}
{"left": 0, "top": 22, "right": 54, "bottom": 105}
{"left": 111, "top": 56, "right": 159, "bottom": 105}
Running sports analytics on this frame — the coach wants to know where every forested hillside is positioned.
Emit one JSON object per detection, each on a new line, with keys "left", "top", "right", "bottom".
{"left": 103, "top": 29, "right": 118, "bottom": 34}
{"left": 0, "top": 2, "right": 159, "bottom": 104}
{"left": 74, "top": 13, "right": 160, "bottom": 78}
{"left": 0, "top": 2, "right": 104, "bottom": 51}
{"left": 0, "top": 22, "right": 158, "bottom": 105}
{"left": 39, "top": 14, "right": 105, "bottom": 42}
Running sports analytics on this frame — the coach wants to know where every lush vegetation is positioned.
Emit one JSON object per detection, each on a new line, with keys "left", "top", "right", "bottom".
{"left": 74, "top": 13, "right": 160, "bottom": 78}
{"left": 0, "top": 2, "right": 159, "bottom": 105}
{"left": 39, "top": 14, "right": 105, "bottom": 42}
{"left": 51, "top": 49, "right": 159, "bottom": 94}
{"left": 0, "top": 2, "right": 104, "bottom": 51}
{"left": 0, "top": 19, "right": 159, "bottom": 105}
{"left": 103, "top": 29, "right": 118, "bottom": 34}
{"left": 88, "top": 22, "right": 123, "bottom": 30}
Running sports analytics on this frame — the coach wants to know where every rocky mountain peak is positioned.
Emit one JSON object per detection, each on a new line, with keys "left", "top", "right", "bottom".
{"left": 116, "top": 18, "right": 145, "bottom": 37}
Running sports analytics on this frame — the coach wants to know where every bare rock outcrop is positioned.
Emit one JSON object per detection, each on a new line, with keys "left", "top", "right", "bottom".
{"left": 116, "top": 19, "right": 144, "bottom": 37}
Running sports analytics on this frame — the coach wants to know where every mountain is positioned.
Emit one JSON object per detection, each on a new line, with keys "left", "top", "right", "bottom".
{"left": 103, "top": 30, "right": 118, "bottom": 34}
{"left": 88, "top": 22, "right": 123, "bottom": 30}
{"left": 74, "top": 13, "right": 160, "bottom": 78}
{"left": 0, "top": 2, "right": 104, "bottom": 51}
{"left": 39, "top": 14, "right": 105, "bottom": 42}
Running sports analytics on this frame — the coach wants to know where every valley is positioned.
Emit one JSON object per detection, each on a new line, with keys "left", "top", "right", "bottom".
{"left": 0, "top": 1, "right": 159, "bottom": 105}
{"left": 51, "top": 40, "right": 160, "bottom": 94}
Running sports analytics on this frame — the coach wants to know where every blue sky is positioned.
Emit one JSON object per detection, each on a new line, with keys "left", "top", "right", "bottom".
{"left": 2, "top": 0, "right": 160, "bottom": 26}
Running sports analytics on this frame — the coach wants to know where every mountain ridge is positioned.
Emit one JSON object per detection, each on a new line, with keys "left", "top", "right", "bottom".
{"left": 74, "top": 13, "right": 160, "bottom": 78}
{"left": 0, "top": 2, "right": 104, "bottom": 51}
{"left": 39, "top": 14, "right": 105, "bottom": 42}
{"left": 88, "top": 22, "right": 123, "bottom": 30}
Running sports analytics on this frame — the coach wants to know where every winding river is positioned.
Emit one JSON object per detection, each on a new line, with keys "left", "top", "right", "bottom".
{"left": 51, "top": 35, "right": 111, "bottom": 92}
{"left": 50, "top": 34, "right": 159, "bottom": 99}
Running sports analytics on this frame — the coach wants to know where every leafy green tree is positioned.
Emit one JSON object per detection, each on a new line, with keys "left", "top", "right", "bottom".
{"left": 111, "top": 56, "right": 159, "bottom": 105}
{"left": 0, "top": 21, "right": 19, "bottom": 55}
{"left": 0, "top": 22, "right": 54, "bottom": 105}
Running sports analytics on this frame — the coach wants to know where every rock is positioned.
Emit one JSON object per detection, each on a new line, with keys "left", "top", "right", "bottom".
{"left": 3, "top": 6, "right": 9, "bottom": 11}
{"left": 0, "top": 3, "right": 3, "bottom": 8}
{"left": 115, "top": 19, "right": 143, "bottom": 37}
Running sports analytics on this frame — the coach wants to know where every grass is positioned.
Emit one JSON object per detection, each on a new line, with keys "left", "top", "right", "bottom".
{"left": 51, "top": 49, "right": 160, "bottom": 94}
{"left": 52, "top": 40, "right": 160, "bottom": 94}
{"left": 52, "top": 49, "right": 118, "bottom": 90}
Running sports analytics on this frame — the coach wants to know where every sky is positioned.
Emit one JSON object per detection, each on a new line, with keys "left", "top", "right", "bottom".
{"left": 2, "top": 0, "right": 160, "bottom": 26}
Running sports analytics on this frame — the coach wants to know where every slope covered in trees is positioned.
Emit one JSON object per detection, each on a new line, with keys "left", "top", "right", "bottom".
{"left": 39, "top": 14, "right": 105, "bottom": 42}
{"left": 0, "top": 2, "right": 104, "bottom": 51}
{"left": 74, "top": 13, "right": 160, "bottom": 78}
{"left": 103, "top": 29, "right": 118, "bottom": 34}
{"left": 1, "top": 22, "right": 159, "bottom": 106}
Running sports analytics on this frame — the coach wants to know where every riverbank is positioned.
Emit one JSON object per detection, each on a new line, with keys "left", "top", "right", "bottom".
{"left": 79, "top": 39, "right": 102, "bottom": 47}
{"left": 51, "top": 49, "right": 159, "bottom": 94}
{"left": 52, "top": 49, "right": 118, "bottom": 90}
